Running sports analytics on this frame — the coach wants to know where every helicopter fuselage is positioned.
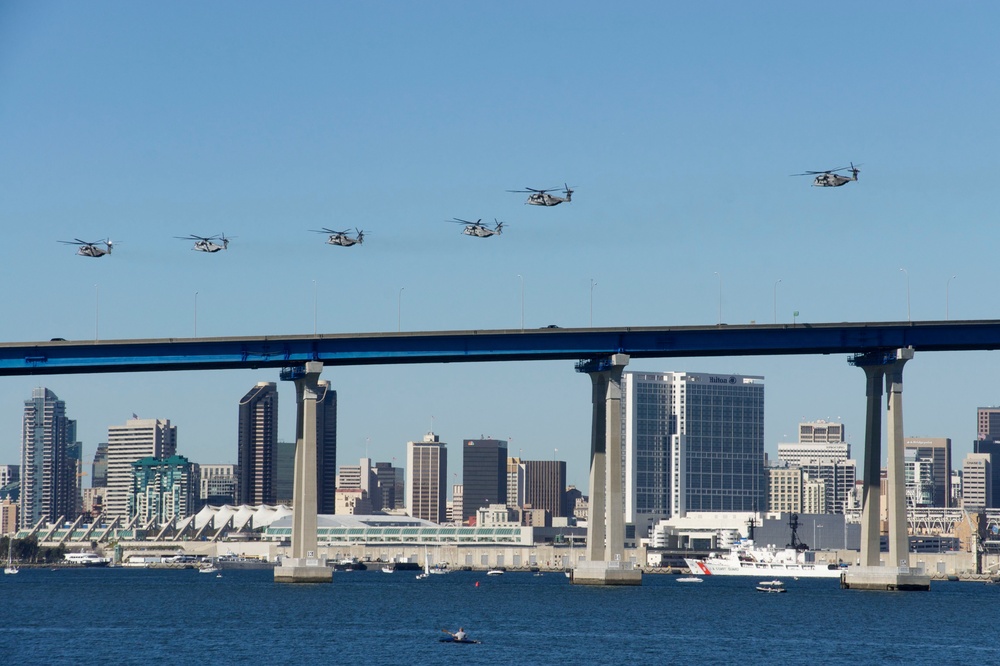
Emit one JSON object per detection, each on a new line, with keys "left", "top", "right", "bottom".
{"left": 77, "top": 245, "right": 110, "bottom": 258}
{"left": 327, "top": 235, "right": 361, "bottom": 246}
{"left": 193, "top": 240, "right": 226, "bottom": 252}
{"left": 463, "top": 225, "right": 498, "bottom": 237}
{"left": 812, "top": 172, "right": 858, "bottom": 187}
{"left": 526, "top": 193, "right": 569, "bottom": 206}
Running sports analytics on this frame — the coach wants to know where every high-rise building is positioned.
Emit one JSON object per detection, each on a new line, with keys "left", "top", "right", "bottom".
{"left": 273, "top": 440, "right": 295, "bottom": 505}
{"left": 977, "top": 407, "right": 1000, "bottom": 440}
{"left": 106, "top": 417, "right": 177, "bottom": 520}
{"left": 198, "top": 464, "right": 237, "bottom": 507}
{"left": 768, "top": 467, "right": 803, "bottom": 513}
{"left": 236, "top": 380, "right": 336, "bottom": 510}
{"left": 903, "top": 437, "right": 951, "bottom": 508}
{"left": 623, "top": 371, "right": 765, "bottom": 537}
{"left": 972, "top": 438, "right": 1000, "bottom": 509}
{"left": 507, "top": 457, "right": 524, "bottom": 509}
{"left": 315, "top": 381, "right": 338, "bottom": 515}
{"left": 19, "top": 388, "right": 79, "bottom": 529}
{"left": 129, "top": 455, "right": 197, "bottom": 524}
{"left": 777, "top": 441, "right": 856, "bottom": 514}
{"left": 798, "top": 420, "right": 845, "bottom": 443}
{"left": 373, "top": 461, "right": 404, "bottom": 511}
{"left": 91, "top": 443, "right": 108, "bottom": 488}
{"left": 337, "top": 458, "right": 377, "bottom": 512}
{"left": 522, "top": 460, "right": 567, "bottom": 518}
{"left": 962, "top": 453, "right": 991, "bottom": 509}
{"left": 238, "top": 382, "right": 278, "bottom": 505}
{"left": 461, "top": 439, "right": 508, "bottom": 523}
{"left": 0, "top": 498, "right": 17, "bottom": 536}
{"left": 406, "top": 432, "right": 447, "bottom": 523}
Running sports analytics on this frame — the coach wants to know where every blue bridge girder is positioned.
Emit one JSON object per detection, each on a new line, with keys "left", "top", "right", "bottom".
{"left": 3, "top": 319, "right": 1000, "bottom": 377}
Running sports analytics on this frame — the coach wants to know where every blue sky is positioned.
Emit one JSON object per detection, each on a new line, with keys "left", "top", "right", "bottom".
{"left": 2, "top": 3, "right": 999, "bottom": 490}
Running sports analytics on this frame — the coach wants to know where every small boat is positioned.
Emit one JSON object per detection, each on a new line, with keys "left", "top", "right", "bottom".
{"left": 381, "top": 565, "right": 395, "bottom": 574}
{"left": 486, "top": 568, "right": 505, "bottom": 576}
{"left": 416, "top": 547, "right": 431, "bottom": 579}
{"left": 756, "top": 580, "right": 787, "bottom": 593}
{"left": 440, "top": 637, "right": 481, "bottom": 644}
{"left": 676, "top": 576, "right": 703, "bottom": 583}
{"left": 199, "top": 564, "right": 220, "bottom": 574}
{"left": 4, "top": 544, "right": 18, "bottom": 575}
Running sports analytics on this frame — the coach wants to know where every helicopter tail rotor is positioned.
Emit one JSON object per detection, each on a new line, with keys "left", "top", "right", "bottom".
{"left": 563, "top": 183, "right": 574, "bottom": 201}
{"left": 356, "top": 228, "right": 365, "bottom": 244}
{"left": 849, "top": 162, "right": 861, "bottom": 180}
{"left": 494, "top": 219, "right": 505, "bottom": 234}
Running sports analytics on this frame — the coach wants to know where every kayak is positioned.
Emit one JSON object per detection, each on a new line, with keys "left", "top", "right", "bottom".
{"left": 439, "top": 638, "right": 481, "bottom": 644}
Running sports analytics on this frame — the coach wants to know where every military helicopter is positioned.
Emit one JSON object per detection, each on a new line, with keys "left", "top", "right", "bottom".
{"left": 507, "top": 184, "right": 574, "bottom": 206}
{"left": 449, "top": 218, "right": 504, "bottom": 238}
{"left": 175, "top": 234, "right": 232, "bottom": 252}
{"left": 312, "top": 227, "right": 365, "bottom": 247}
{"left": 59, "top": 238, "right": 114, "bottom": 258}
{"left": 792, "top": 163, "right": 861, "bottom": 187}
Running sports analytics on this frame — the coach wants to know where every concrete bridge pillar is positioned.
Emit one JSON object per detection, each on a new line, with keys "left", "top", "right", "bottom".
{"left": 885, "top": 349, "right": 912, "bottom": 569}
{"left": 573, "top": 354, "right": 641, "bottom": 586}
{"left": 275, "top": 361, "right": 332, "bottom": 583}
{"left": 844, "top": 347, "right": 927, "bottom": 590}
{"left": 858, "top": 362, "right": 884, "bottom": 567}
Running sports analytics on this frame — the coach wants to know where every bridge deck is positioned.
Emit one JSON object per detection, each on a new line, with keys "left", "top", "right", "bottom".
{"left": 2, "top": 320, "right": 1000, "bottom": 376}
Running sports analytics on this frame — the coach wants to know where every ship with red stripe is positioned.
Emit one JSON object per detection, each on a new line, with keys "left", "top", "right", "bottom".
{"left": 684, "top": 540, "right": 842, "bottom": 578}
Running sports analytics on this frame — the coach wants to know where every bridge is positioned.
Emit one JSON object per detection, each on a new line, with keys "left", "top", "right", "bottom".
{"left": 8, "top": 319, "right": 1000, "bottom": 584}
{"left": 4, "top": 319, "right": 1000, "bottom": 376}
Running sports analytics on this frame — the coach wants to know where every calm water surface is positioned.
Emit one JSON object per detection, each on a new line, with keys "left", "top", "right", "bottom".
{"left": 1, "top": 567, "right": 995, "bottom": 665}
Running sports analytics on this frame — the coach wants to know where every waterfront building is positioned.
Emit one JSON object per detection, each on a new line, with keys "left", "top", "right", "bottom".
{"left": 904, "top": 437, "right": 952, "bottom": 507}
{"left": 477, "top": 503, "right": 519, "bottom": 527}
{"left": 106, "top": 418, "right": 177, "bottom": 521}
{"left": 91, "top": 443, "right": 108, "bottom": 488}
{"left": 522, "top": 460, "right": 567, "bottom": 518}
{"left": 19, "top": 388, "right": 80, "bottom": 529}
{"left": 622, "top": 371, "right": 765, "bottom": 538}
{"left": 961, "top": 453, "right": 991, "bottom": 509}
{"left": 198, "top": 464, "right": 237, "bottom": 507}
{"left": 462, "top": 439, "right": 508, "bottom": 523}
{"left": 1, "top": 498, "right": 17, "bottom": 536}
{"left": 238, "top": 382, "right": 278, "bottom": 505}
{"left": 406, "top": 432, "right": 447, "bottom": 523}
{"left": 129, "top": 455, "right": 197, "bottom": 524}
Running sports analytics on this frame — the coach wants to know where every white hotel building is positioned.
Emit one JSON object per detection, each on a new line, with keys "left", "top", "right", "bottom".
{"left": 623, "top": 370, "right": 765, "bottom": 538}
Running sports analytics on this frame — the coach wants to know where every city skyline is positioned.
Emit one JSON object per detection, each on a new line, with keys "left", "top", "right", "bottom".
{"left": 3, "top": 4, "right": 1000, "bottom": 491}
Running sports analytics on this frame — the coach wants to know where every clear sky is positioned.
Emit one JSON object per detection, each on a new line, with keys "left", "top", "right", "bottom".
{"left": 2, "top": 2, "right": 999, "bottom": 491}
